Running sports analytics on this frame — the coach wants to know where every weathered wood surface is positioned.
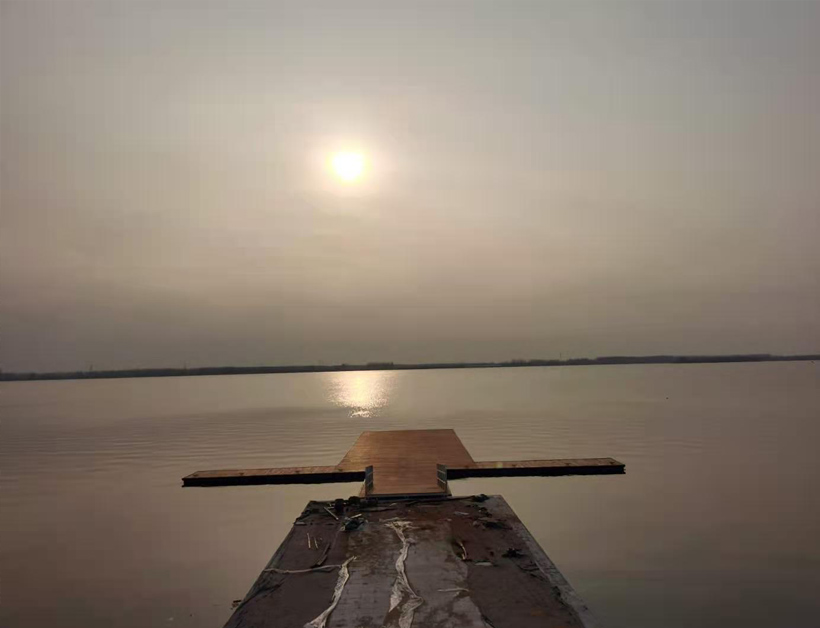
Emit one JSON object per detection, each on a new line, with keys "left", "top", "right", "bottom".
{"left": 182, "top": 429, "right": 625, "bottom": 493}
{"left": 223, "top": 496, "right": 599, "bottom": 628}
{"left": 182, "top": 466, "right": 364, "bottom": 487}
{"left": 449, "top": 457, "right": 625, "bottom": 478}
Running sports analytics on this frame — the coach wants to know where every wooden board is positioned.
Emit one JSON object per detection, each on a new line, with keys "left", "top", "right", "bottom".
{"left": 448, "top": 457, "right": 625, "bottom": 478}
{"left": 182, "top": 466, "right": 363, "bottom": 487}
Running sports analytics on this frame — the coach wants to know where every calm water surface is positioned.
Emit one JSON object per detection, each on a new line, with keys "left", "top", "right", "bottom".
{"left": 2, "top": 363, "right": 819, "bottom": 627}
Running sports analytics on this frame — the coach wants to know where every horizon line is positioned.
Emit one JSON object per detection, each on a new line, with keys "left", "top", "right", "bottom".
{"left": 2, "top": 352, "right": 818, "bottom": 381}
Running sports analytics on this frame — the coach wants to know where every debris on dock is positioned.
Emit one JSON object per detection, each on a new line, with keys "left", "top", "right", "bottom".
{"left": 226, "top": 495, "right": 599, "bottom": 628}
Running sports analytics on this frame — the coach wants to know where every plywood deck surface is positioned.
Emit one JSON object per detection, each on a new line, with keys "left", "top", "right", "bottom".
{"left": 338, "top": 429, "right": 475, "bottom": 496}
{"left": 224, "top": 495, "right": 598, "bottom": 628}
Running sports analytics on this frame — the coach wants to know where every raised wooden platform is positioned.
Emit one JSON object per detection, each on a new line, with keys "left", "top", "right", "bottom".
{"left": 183, "top": 429, "right": 625, "bottom": 496}
{"left": 224, "top": 495, "right": 599, "bottom": 628}
{"left": 340, "top": 429, "right": 475, "bottom": 496}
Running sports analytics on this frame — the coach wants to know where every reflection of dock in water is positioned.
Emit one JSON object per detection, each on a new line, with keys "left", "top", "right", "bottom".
{"left": 183, "top": 429, "right": 625, "bottom": 627}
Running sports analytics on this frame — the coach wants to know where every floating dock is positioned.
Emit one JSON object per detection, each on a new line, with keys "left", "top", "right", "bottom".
{"left": 183, "top": 429, "right": 624, "bottom": 496}
{"left": 183, "top": 429, "right": 624, "bottom": 627}
{"left": 225, "top": 495, "right": 598, "bottom": 628}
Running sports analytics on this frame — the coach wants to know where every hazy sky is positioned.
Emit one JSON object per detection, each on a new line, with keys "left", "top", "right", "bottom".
{"left": 2, "top": 1, "right": 819, "bottom": 371}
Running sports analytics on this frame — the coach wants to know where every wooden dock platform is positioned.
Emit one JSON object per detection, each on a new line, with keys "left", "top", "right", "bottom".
{"left": 224, "top": 495, "right": 599, "bottom": 628}
{"left": 183, "top": 429, "right": 624, "bottom": 626}
{"left": 183, "top": 429, "right": 624, "bottom": 496}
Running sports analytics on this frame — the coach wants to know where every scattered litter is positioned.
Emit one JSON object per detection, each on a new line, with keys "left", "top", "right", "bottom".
{"left": 472, "top": 494, "right": 489, "bottom": 502}
{"left": 307, "top": 533, "right": 312, "bottom": 549}
{"left": 324, "top": 507, "right": 339, "bottom": 521}
{"left": 312, "top": 541, "right": 332, "bottom": 568}
{"left": 454, "top": 511, "right": 470, "bottom": 516}
{"left": 474, "top": 561, "right": 494, "bottom": 567}
{"left": 230, "top": 600, "right": 242, "bottom": 609}
{"left": 438, "top": 587, "right": 469, "bottom": 595}
{"left": 295, "top": 521, "right": 307, "bottom": 526}
{"left": 343, "top": 517, "right": 363, "bottom": 531}
{"left": 312, "top": 531, "right": 339, "bottom": 568}
{"left": 453, "top": 538, "right": 468, "bottom": 560}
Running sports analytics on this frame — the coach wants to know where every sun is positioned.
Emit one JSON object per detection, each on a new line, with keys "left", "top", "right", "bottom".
{"left": 331, "top": 152, "right": 365, "bottom": 182}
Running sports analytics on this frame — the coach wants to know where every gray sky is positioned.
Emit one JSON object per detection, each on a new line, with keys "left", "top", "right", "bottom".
{"left": 2, "top": 1, "right": 819, "bottom": 371}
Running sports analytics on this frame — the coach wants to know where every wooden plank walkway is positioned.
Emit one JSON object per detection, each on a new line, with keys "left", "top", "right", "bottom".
{"left": 182, "top": 429, "right": 625, "bottom": 494}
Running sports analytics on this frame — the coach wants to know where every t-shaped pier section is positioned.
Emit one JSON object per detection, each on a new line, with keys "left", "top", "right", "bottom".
{"left": 183, "top": 428, "right": 624, "bottom": 497}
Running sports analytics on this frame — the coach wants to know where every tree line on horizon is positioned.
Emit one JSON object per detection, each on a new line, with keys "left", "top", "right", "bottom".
{"left": 1, "top": 353, "right": 817, "bottom": 381}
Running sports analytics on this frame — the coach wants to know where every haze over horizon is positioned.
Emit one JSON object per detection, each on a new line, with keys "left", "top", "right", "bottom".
{"left": 2, "top": 1, "right": 819, "bottom": 372}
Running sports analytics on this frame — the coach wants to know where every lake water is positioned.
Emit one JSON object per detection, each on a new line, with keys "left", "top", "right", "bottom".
{"left": 1, "top": 362, "right": 819, "bottom": 627}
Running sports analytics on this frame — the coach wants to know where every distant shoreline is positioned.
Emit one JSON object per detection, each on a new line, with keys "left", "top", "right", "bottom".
{"left": 1, "top": 353, "right": 817, "bottom": 382}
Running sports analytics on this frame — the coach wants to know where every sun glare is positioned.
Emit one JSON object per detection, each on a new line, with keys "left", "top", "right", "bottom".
{"left": 331, "top": 152, "right": 365, "bottom": 182}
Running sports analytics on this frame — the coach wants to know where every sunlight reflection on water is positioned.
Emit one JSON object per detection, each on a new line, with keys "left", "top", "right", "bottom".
{"left": 324, "top": 370, "right": 396, "bottom": 417}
